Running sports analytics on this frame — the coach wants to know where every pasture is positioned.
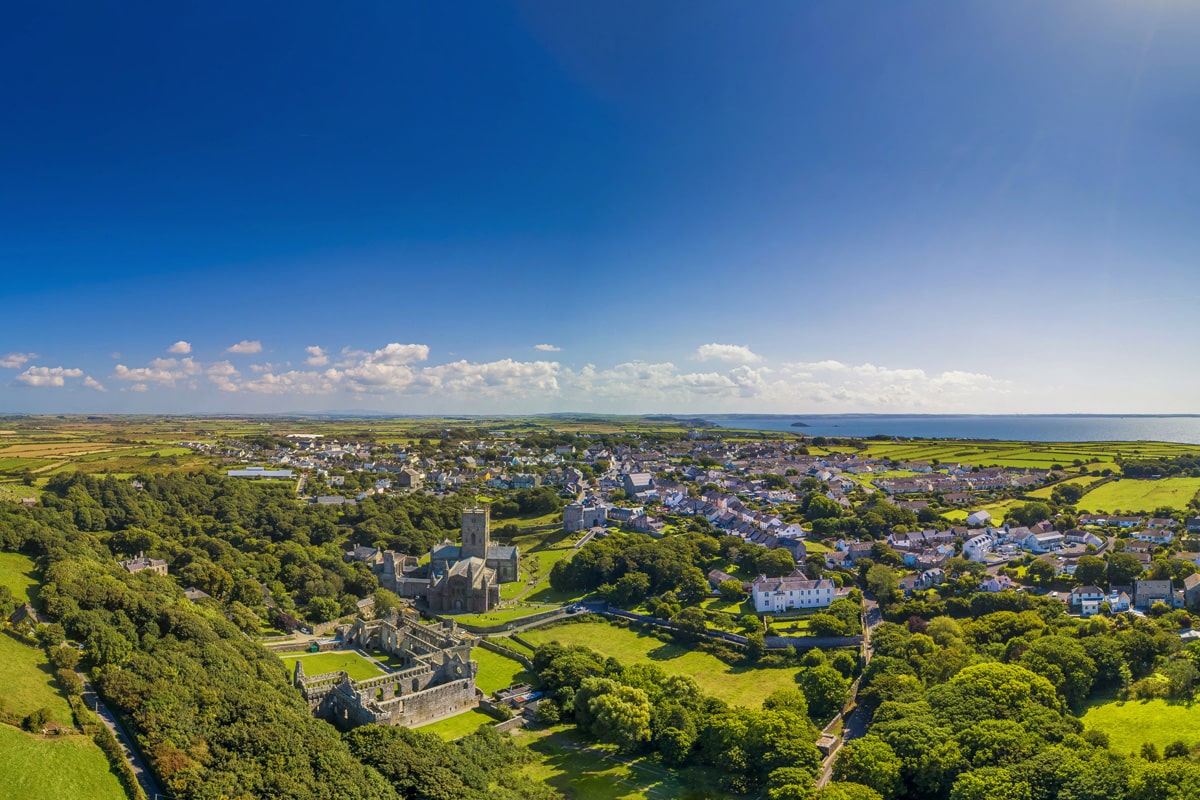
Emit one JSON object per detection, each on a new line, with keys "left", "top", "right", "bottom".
{"left": 1025, "top": 474, "right": 1109, "bottom": 500}
{"left": 1076, "top": 477, "right": 1200, "bottom": 513}
{"left": 277, "top": 650, "right": 387, "bottom": 681}
{"left": 0, "top": 725, "right": 127, "bottom": 800}
{"left": 520, "top": 620, "right": 799, "bottom": 707}
{"left": 1081, "top": 696, "right": 1200, "bottom": 754}
{"left": 0, "top": 634, "right": 74, "bottom": 723}
{"left": 517, "top": 725, "right": 700, "bottom": 800}
{"left": 0, "top": 551, "right": 39, "bottom": 604}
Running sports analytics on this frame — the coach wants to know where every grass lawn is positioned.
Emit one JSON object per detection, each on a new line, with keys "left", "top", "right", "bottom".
{"left": 278, "top": 650, "right": 387, "bottom": 681}
{"left": 1081, "top": 696, "right": 1200, "bottom": 754}
{"left": 473, "top": 647, "right": 530, "bottom": 695}
{"left": 516, "top": 726, "right": 701, "bottom": 800}
{"left": 1025, "top": 475, "right": 1107, "bottom": 500}
{"left": 0, "top": 551, "right": 39, "bottom": 604}
{"left": 521, "top": 621, "right": 798, "bottom": 707}
{"left": 0, "top": 725, "right": 127, "bottom": 800}
{"left": 415, "top": 708, "right": 496, "bottom": 740}
{"left": 0, "top": 634, "right": 74, "bottom": 723}
{"left": 1077, "top": 477, "right": 1200, "bottom": 513}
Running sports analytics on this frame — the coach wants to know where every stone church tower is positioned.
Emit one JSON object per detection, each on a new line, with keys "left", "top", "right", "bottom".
{"left": 460, "top": 507, "right": 490, "bottom": 560}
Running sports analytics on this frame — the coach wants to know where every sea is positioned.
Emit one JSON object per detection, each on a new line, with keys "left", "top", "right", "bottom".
{"left": 703, "top": 415, "right": 1200, "bottom": 444}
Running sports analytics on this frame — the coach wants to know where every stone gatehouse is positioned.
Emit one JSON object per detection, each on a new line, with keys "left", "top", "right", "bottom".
{"left": 293, "top": 608, "right": 478, "bottom": 729}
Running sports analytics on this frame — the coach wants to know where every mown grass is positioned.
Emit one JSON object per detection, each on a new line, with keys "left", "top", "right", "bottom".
{"left": 520, "top": 621, "right": 798, "bottom": 707}
{"left": 472, "top": 647, "right": 530, "bottom": 695}
{"left": 0, "top": 725, "right": 127, "bottom": 800}
{"left": 278, "top": 650, "right": 387, "bottom": 681}
{"left": 516, "top": 725, "right": 698, "bottom": 800}
{"left": 1076, "top": 477, "right": 1200, "bottom": 513}
{"left": 415, "top": 708, "right": 496, "bottom": 740}
{"left": 0, "top": 551, "right": 39, "bottom": 604}
{"left": 0, "top": 634, "right": 74, "bottom": 723}
{"left": 1081, "top": 695, "right": 1200, "bottom": 754}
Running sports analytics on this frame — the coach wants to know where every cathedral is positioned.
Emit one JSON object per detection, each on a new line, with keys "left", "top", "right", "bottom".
{"left": 425, "top": 507, "right": 520, "bottom": 613}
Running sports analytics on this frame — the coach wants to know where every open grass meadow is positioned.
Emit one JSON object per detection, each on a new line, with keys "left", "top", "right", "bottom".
{"left": 516, "top": 726, "right": 698, "bottom": 800}
{"left": 0, "top": 634, "right": 75, "bottom": 723}
{"left": 278, "top": 650, "right": 387, "bottom": 681}
{"left": 472, "top": 647, "right": 530, "bottom": 695}
{"left": 822, "top": 438, "right": 1200, "bottom": 475}
{"left": 0, "top": 551, "right": 39, "bottom": 604}
{"left": 1075, "top": 477, "right": 1200, "bottom": 513}
{"left": 520, "top": 620, "right": 799, "bottom": 707}
{"left": 1025, "top": 474, "right": 1110, "bottom": 500}
{"left": 1081, "top": 696, "right": 1200, "bottom": 754}
{"left": 0, "top": 725, "right": 128, "bottom": 800}
{"left": 415, "top": 708, "right": 496, "bottom": 740}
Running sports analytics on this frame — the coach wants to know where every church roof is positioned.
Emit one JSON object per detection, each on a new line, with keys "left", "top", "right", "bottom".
{"left": 487, "top": 545, "right": 518, "bottom": 560}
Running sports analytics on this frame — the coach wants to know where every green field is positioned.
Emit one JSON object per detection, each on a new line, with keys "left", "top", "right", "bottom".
{"left": 0, "top": 551, "right": 39, "bottom": 604}
{"left": 1076, "top": 477, "right": 1200, "bottom": 513}
{"left": 278, "top": 650, "right": 387, "bottom": 681}
{"left": 416, "top": 708, "right": 496, "bottom": 740}
{"left": 517, "top": 726, "right": 697, "bottom": 800}
{"left": 1081, "top": 697, "right": 1200, "bottom": 754}
{"left": 1026, "top": 475, "right": 1108, "bottom": 500}
{"left": 0, "top": 634, "right": 74, "bottom": 723}
{"left": 0, "top": 725, "right": 127, "bottom": 800}
{"left": 521, "top": 621, "right": 799, "bottom": 707}
{"left": 473, "top": 647, "right": 530, "bottom": 695}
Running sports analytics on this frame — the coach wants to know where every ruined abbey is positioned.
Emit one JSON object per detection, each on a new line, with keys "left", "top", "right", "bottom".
{"left": 292, "top": 608, "right": 478, "bottom": 729}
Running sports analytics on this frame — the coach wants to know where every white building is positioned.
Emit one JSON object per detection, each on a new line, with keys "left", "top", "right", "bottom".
{"left": 963, "top": 532, "right": 996, "bottom": 562}
{"left": 966, "top": 510, "right": 992, "bottom": 526}
{"left": 1022, "top": 531, "right": 1064, "bottom": 553}
{"left": 751, "top": 574, "right": 835, "bottom": 613}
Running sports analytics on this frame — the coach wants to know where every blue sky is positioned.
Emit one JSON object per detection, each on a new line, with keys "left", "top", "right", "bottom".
{"left": 3, "top": 1, "right": 1199, "bottom": 414}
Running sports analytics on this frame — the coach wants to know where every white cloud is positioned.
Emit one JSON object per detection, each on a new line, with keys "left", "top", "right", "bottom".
{"left": 534, "top": 343, "right": 561, "bottom": 352}
{"left": 0, "top": 352, "right": 37, "bottom": 369}
{"left": 82, "top": 376, "right": 106, "bottom": 392}
{"left": 695, "top": 343, "right": 763, "bottom": 363}
{"left": 15, "top": 366, "right": 85, "bottom": 387}
{"left": 305, "top": 345, "right": 329, "bottom": 366}
{"left": 167, "top": 340, "right": 192, "bottom": 354}
{"left": 226, "top": 340, "right": 263, "bottom": 354}
{"left": 127, "top": 383, "right": 149, "bottom": 392}
{"left": 111, "top": 357, "right": 202, "bottom": 386}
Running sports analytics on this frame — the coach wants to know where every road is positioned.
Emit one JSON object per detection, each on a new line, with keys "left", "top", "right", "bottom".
{"left": 815, "top": 594, "right": 881, "bottom": 788}
{"left": 79, "top": 673, "right": 164, "bottom": 800}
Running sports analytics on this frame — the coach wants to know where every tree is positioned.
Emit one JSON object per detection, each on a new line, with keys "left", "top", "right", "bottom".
{"left": 763, "top": 688, "right": 810, "bottom": 718}
{"left": 1026, "top": 560, "right": 1056, "bottom": 586}
{"left": 758, "top": 548, "right": 799, "bottom": 578}
{"left": 805, "top": 494, "right": 843, "bottom": 521}
{"left": 1009, "top": 502, "right": 1052, "bottom": 527}
{"left": 950, "top": 768, "right": 1032, "bottom": 800}
{"left": 1073, "top": 555, "right": 1107, "bottom": 587}
{"left": 670, "top": 607, "right": 709, "bottom": 640}
{"left": 800, "top": 664, "right": 851, "bottom": 719}
{"left": 833, "top": 735, "right": 901, "bottom": 799}
{"left": 718, "top": 579, "right": 745, "bottom": 602}
{"left": 1107, "top": 551, "right": 1144, "bottom": 586}
{"left": 866, "top": 564, "right": 899, "bottom": 598}
{"left": 1050, "top": 483, "right": 1086, "bottom": 506}
{"left": 587, "top": 682, "right": 652, "bottom": 752}
{"left": 86, "top": 627, "right": 131, "bottom": 667}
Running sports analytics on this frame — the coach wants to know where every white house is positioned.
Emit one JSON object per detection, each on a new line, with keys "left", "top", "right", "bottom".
{"left": 966, "top": 510, "right": 992, "bottom": 526}
{"left": 964, "top": 532, "right": 996, "bottom": 562}
{"left": 1022, "top": 531, "right": 1064, "bottom": 553}
{"left": 751, "top": 574, "right": 835, "bottom": 613}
